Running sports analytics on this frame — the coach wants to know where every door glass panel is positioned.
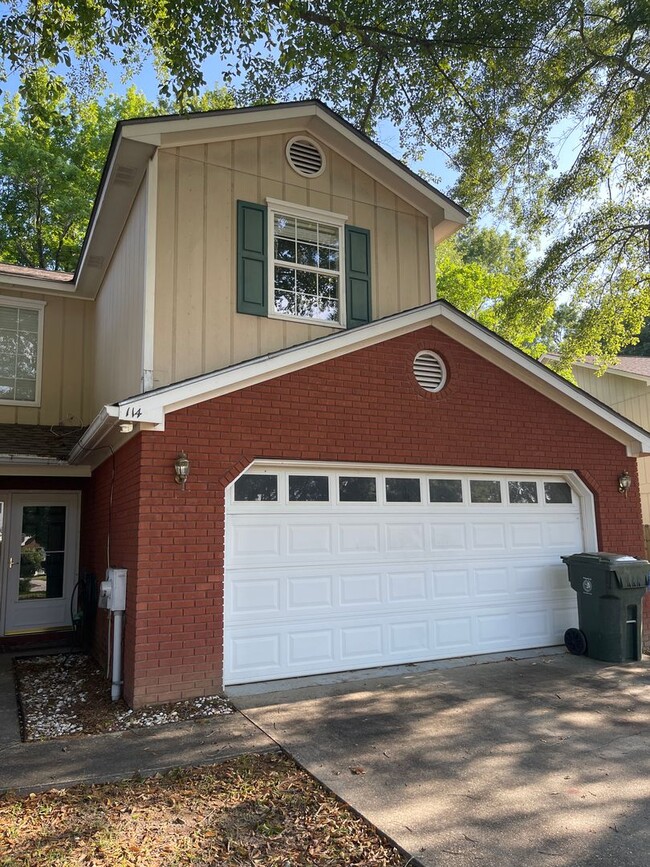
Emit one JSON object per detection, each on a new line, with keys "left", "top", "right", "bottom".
{"left": 18, "top": 506, "right": 66, "bottom": 600}
{"left": 385, "top": 477, "right": 421, "bottom": 502}
{"left": 429, "top": 479, "right": 463, "bottom": 503}
{"left": 508, "top": 481, "right": 539, "bottom": 504}
{"left": 288, "top": 475, "right": 329, "bottom": 501}
{"left": 470, "top": 480, "right": 502, "bottom": 503}
{"left": 544, "top": 481, "right": 572, "bottom": 503}
{"left": 234, "top": 474, "right": 278, "bottom": 501}
{"left": 339, "top": 476, "right": 377, "bottom": 502}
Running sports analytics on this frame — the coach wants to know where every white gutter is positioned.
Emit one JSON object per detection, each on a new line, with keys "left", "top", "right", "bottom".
{"left": 68, "top": 405, "right": 120, "bottom": 464}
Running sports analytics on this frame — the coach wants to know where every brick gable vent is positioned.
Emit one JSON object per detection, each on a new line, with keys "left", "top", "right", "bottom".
{"left": 413, "top": 350, "right": 447, "bottom": 392}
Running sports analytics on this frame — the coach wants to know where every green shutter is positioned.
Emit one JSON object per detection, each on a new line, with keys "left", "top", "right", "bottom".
{"left": 345, "top": 225, "right": 372, "bottom": 328}
{"left": 237, "top": 201, "right": 268, "bottom": 316}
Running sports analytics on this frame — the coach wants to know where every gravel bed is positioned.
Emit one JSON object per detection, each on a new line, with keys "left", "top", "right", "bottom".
{"left": 14, "top": 653, "right": 233, "bottom": 741}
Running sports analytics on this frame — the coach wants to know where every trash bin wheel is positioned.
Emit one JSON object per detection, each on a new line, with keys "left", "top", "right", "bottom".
{"left": 564, "top": 627, "right": 587, "bottom": 655}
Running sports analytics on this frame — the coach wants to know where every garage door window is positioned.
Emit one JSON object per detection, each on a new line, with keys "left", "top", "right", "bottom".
{"left": 470, "top": 480, "right": 502, "bottom": 503}
{"left": 429, "top": 479, "right": 463, "bottom": 503}
{"left": 339, "top": 476, "right": 377, "bottom": 502}
{"left": 288, "top": 475, "right": 329, "bottom": 501}
{"left": 544, "top": 481, "right": 572, "bottom": 503}
{"left": 508, "top": 481, "right": 538, "bottom": 504}
{"left": 234, "top": 474, "right": 278, "bottom": 501}
{"left": 385, "top": 477, "right": 421, "bottom": 502}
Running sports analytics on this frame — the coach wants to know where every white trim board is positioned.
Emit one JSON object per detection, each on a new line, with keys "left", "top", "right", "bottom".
{"left": 71, "top": 301, "right": 650, "bottom": 460}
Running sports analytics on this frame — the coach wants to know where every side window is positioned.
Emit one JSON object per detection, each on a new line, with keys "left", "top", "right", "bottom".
{"left": 237, "top": 200, "right": 371, "bottom": 329}
{"left": 0, "top": 298, "right": 44, "bottom": 405}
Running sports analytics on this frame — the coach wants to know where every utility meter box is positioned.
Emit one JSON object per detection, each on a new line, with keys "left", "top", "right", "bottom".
{"left": 97, "top": 568, "right": 128, "bottom": 612}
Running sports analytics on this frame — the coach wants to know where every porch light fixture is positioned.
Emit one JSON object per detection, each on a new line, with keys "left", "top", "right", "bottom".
{"left": 618, "top": 470, "right": 632, "bottom": 496}
{"left": 174, "top": 451, "right": 190, "bottom": 490}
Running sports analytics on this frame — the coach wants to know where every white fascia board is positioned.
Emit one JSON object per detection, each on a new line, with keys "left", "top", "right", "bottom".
{"left": 112, "top": 301, "right": 650, "bottom": 455}
{"left": 121, "top": 103, "right": 467, "bottom": 229}
{"left": 121, "top": 104, "right": 322, "bottom": 147}
{"left": 434, "top": 310, "right": 650, "bottom": 456}
{"left": 0, "top": 274, "right": 77, "bottom": 296}
{"left": 116, "top": 306, "right": 442, "bottom": 425}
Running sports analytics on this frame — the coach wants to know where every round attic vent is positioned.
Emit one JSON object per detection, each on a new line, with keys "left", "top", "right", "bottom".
{"left": 413, "top": 351, "right": 447, "bottom": 393}
{"left": 286, "top": 137, "right": 326, "bottom": 178}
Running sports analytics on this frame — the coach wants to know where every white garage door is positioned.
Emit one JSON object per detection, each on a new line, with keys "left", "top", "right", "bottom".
{"left": 224, "top": 465, "right": 586, "bottom": 685}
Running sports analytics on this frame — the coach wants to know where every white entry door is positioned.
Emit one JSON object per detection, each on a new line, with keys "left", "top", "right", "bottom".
{"left": 3, "top": 493, "right": 80, "bottom": 635}
{"left": 224, "top": 465, "right": 590, "bottom": 685}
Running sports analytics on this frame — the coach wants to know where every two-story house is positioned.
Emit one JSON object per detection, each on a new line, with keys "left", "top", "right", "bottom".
{"left": 0, "top": 102, "right": 648, "bottom": 708}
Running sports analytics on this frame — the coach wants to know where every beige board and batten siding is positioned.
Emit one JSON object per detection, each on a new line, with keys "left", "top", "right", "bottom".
{"left": 0, "top": 287, "right": 93, "bottom": 427}
{"left": 153, "top": 133, "right": 433, "bottom": 387}
{"left": 573, "top": 365, "right": 650, "bottom": 523}
{"left": 90, "top": 180, "right": 147, "bottom": 415}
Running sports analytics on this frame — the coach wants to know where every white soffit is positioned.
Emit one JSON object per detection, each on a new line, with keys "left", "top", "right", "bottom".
{"left": 104, "top": 302, "right": 650, "bottom": 457}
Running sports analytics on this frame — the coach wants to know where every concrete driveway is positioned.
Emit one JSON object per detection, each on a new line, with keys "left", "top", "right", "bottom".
{"left": 234, "top": 652, "right": 650, "bottom": 867}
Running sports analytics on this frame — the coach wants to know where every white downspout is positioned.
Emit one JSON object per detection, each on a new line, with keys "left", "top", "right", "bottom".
{"left": 111, "top": 610, "right": 124, "bottom": 701}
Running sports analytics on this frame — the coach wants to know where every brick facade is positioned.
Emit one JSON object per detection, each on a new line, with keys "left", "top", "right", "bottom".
{"left": 80, "top": 326, "right": 648, "bottom": 707}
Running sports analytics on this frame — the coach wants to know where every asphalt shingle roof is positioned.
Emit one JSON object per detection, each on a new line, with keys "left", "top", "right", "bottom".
{"left": 0, "top": 424, "right": 85, "bottom": 461}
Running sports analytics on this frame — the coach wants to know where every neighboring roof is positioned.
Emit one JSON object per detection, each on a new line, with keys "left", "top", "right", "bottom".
{"left": 0, "top": 100, "right": 468, "bottom": 300}
{"left": 544, "top": 352, "right": 650, "bottom": 383}
{"left": 70, "top": 301, "right": 650, "bottom": 464}
{"left": 0, "top": 424, "right": 86, "bottom": 462}
{"left": 0, "top": 264, "right": 73, "bottom": 283}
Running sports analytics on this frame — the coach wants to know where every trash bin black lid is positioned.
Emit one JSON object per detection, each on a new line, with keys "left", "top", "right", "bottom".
{"left": 561, "top": 552, "right": 650, "bottom": 588}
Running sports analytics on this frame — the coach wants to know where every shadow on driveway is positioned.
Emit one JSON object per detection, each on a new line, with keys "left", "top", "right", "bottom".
{"left": 234, "top": 653, "right": 650, "bottom": 867}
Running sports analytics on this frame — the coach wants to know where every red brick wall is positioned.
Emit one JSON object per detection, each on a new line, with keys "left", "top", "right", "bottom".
{"left": 86, "top": 327, "right": 648, "bottom": 706}
{"left": 79, "top": 438, "right": 143, "bottom": 704}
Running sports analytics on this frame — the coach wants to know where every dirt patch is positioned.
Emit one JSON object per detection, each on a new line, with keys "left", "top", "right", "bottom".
{"left": 14, "top": 653, "right": 233, "bottom": 740}
{"left": 0, "top": 753, "right": 407, "bottom": 866}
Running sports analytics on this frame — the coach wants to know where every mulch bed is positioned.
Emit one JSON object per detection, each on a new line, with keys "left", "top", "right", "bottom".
{"left": 14, "top": 653, "right": 233, "bottom": 741}
{"left": 0, "top": 752, "right": 407, "bottom": 866}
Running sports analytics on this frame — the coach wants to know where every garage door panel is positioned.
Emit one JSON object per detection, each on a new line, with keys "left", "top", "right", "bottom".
{"left": 474, "top": 567, "right": 510, "bottom": 597}
{"left": 433, "top": 569, "right": 470, "bottom": 599}
{"left": 472, "top": 523, "right": 507, "bottom": 549}
{"left": 340, "top": 572, "right": 382, "bottom": 605}
{"left": 286, "top": 575, "right": 333, "bottom": 610}
{"left": 430, "top": 523, "right": 467, "bottom": 550}
{"left": 385, "top": 522, "right": 426, "bottom": 552}
{"left": 339, "top": 522, "right": 381, "bottom": 553}
{"left": 225, "top": 467, "right": 586, "bottom": 684}
{"left": 287, "top": 523, "right": 332, "bottom": 555}
{"left": 387, "top": 570, "right": 428, "bottom": 601}
{"left": 510, "top": 522, "right": 544, "bottom": 548}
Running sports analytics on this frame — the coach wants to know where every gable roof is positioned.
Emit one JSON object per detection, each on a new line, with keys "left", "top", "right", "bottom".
{"left": 70, "top": 301, "right": 650, "bottom": 464}
{"left": 0, "top": 101, "right": 468, "bottom": 299}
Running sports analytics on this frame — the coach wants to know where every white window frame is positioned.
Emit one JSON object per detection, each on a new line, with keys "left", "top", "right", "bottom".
{"left": 266, "top": 198, "right": 348, "bottom": 329}
{"left": 0, "top": 296, "right": 46, "bottom": 407}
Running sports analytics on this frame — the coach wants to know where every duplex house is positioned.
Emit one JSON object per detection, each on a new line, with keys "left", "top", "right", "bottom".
{"left": 0, "top": 102, "right": 648, "bottom": 708}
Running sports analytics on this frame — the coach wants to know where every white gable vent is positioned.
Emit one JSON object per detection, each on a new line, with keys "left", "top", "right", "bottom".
{"left": 286, "top": 137, "right": 326, "bottom": 178}
{"left": 413, "top": 351, "right": 447, "bottom": 393}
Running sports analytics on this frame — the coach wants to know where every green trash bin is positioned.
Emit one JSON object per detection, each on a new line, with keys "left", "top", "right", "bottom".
{"left": 561, "top": 552, "right": 649, "bottom": 662}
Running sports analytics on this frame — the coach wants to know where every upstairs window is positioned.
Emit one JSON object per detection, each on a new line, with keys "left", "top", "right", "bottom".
{"left": 0, "top": 297, "right": 44, "bottom": 405}
{"left": 272, "top": 206, "right": 342, "bottom": 323}
{"left": 237, "top": 199, "right": 371, "bottom": 329}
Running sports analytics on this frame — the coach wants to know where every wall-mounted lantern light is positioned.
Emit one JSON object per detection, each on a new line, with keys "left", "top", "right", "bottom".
{"left": 618, "top": 470, "right": 632, "bottom": 496}
{"left": 174, "top": 451, "right": 190, "bottom": 490}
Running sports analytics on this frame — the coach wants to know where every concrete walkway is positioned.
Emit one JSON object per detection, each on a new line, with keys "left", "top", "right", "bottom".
{"left": 235, "top": 652, "right": 650, "bottom": 867}
{"left": 0, "top": 654, "right": 276, "bottom": 795}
